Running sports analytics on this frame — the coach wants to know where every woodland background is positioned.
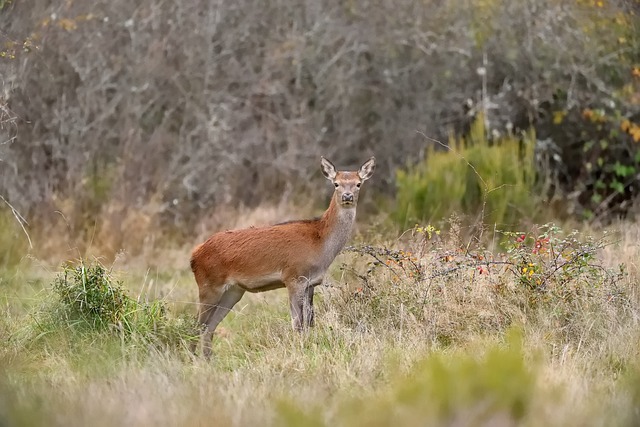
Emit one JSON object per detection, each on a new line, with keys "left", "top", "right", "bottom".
{"left": 1, "top": 0, "right": 640, "bottom": 260}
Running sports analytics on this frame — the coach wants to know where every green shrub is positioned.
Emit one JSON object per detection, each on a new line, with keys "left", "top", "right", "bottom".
{"left": 50, "top": 261, "right": 196, "bottom": 348}
{"left": 546, "top": 106, "right": 640, "bottom": 220}
{"left": 394, "top": 115, "right": 539, "bottom": 229}
{"left": 53, "top": 263, "right": 132, "bottom": 329}
{"left": 620, "top": 363, "right": 640, "bottom": 427}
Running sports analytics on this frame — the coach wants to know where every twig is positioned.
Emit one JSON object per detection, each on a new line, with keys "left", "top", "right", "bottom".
{"left": 0, "top": 194, "right": 32, "bottom": 249}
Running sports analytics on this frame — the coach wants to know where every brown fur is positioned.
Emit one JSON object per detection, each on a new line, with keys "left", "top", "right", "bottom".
{"left": 191, "top": 219, "right": 324, "bottom": 291}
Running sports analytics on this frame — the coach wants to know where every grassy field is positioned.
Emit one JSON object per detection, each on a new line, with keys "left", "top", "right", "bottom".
{"left": 1, "top": 219, "right": 639, "bottom": 427}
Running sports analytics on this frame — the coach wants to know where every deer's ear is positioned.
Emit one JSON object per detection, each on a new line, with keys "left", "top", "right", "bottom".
{"left": 358, "top": 157, "right": 376, "bottom": 181}
{"left": 321, "top": 157, "right": 337, "bottom": 181}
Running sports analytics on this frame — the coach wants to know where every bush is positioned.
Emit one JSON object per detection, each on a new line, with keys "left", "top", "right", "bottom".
{"left": 394, "top": 115, "right": 539, "bottom": 229}
{"left": 50, "top": 261, "right": 195, "bottom": 348}
{"left": 336, "top": 221, "right": 628, "bottom": 348}
{"left": 362, "top": 329, "right": 533, "bottom": 426}
{"left": 542, "top": 106, "right": 640, "bottom": 220}
{"left": 54, "top": 263, "right": 133, "bottom": 329}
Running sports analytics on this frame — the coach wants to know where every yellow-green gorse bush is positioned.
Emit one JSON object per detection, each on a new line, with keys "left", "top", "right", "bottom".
{"left": 395, "top": 116, "right": 538, "bottom": 229}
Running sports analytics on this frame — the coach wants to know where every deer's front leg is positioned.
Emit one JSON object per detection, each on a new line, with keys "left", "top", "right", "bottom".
{"left": 287, "top": 283, "right": 305, "bottom": 332}
{"left": 304, "top": 283, "right": 317, "bottom": 328}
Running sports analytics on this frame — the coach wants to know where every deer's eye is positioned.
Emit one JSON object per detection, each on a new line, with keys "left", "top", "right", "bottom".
{"left": 356, "top": 183, "right": 361, "bottom": 188}
{"left": 334, "top": 183, "right": 339, "bottom": 188}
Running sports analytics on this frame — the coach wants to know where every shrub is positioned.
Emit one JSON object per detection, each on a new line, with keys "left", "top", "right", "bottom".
{"left": 336, "top": 221, "right": 628, "bottom": 348}
{"left": 543, "top": 106, "right": 640, "bottom": 221}
{"left": 394, "top": 115, "right": 539, "bottom": 229}
{"left": 53, "top": 263, "right": 132, "bottom": 329}
{"left": 49, "top": 261, "right": 196, "bottom": 348}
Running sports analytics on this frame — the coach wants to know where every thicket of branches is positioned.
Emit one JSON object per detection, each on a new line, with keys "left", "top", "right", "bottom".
{"left": 0, "top": 0, "right": 639, "bottom": 244}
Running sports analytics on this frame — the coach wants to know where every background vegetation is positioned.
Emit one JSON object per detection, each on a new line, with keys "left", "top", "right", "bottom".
{"left": 1, "top": 0, "right": 640, "bottom": 258}
{"left": 2, "top": 1, "right": 640, "bottom": 426}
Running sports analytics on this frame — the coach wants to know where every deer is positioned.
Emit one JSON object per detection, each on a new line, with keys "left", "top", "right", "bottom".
{"left": 190, "top": 156, "right": 376, "bottom": 358}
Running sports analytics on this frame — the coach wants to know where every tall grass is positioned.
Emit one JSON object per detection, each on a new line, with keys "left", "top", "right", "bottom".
{"left": 0, "top": 209, "right": 29, "bottom": 267}
{"left": 277, "top": 328, "right": 535, "bottom": 427}
{"left": 0, "top": 221, "right": 639, "bottom": 426}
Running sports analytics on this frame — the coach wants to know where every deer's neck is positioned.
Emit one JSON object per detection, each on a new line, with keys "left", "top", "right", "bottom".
{"left": 319, "top": 195, "right": 356, "bottom": 265}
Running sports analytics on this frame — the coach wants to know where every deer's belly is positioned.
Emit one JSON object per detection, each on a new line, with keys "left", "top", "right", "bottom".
{"left": 230, "top": 272, "right": 286, "bottom": 293}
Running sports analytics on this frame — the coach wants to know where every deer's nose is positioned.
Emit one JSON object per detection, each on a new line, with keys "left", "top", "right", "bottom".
{"left": 342, "top": 193, "right": 354, "bottom": 203}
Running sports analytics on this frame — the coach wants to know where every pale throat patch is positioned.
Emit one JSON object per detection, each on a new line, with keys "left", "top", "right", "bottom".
{"left": 321, "top": 207, "right": 356, "bottom": 267}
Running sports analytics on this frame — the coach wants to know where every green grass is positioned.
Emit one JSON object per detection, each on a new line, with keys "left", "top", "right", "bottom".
{"left": 1, "top": 222, "right": 639, "bottom": 427}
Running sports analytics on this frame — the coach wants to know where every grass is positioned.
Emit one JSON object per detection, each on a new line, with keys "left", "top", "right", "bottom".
{"left": 1, "top": 220, "right": 639, "bottom": 426}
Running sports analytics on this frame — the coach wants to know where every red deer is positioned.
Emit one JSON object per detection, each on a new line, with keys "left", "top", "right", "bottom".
{"left": 190, "top": 156, "right": 375, "bottom": 358}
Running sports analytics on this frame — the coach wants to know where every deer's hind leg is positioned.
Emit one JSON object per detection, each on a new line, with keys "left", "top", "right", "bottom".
{"left": 201, "top": 285, "right": 245, "bottom": 359}
{"left": 194, "top": 284, "right": 225, "bottom": 357}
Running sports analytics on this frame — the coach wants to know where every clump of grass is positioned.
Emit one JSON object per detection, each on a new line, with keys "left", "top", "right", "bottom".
{"left": 47, "top": 261, "right": 196, "bottom": 350}
{"left": 53, "top": 263, "right": 134, "bottom": 330}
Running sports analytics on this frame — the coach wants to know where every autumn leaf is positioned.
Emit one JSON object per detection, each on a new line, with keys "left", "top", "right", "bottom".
{"left": 553, "top": 110, "right": 567, "bottom": 124}
{"left": 630, "top": 124, "right": 640, "bottom": 143}
{"left": 621, "top": 119, "right": 631, "bottom": 132}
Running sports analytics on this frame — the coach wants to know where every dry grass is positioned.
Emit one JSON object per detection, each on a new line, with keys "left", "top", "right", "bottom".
{"left": 1, "top": 218, "right": 639, "bottom": 427}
